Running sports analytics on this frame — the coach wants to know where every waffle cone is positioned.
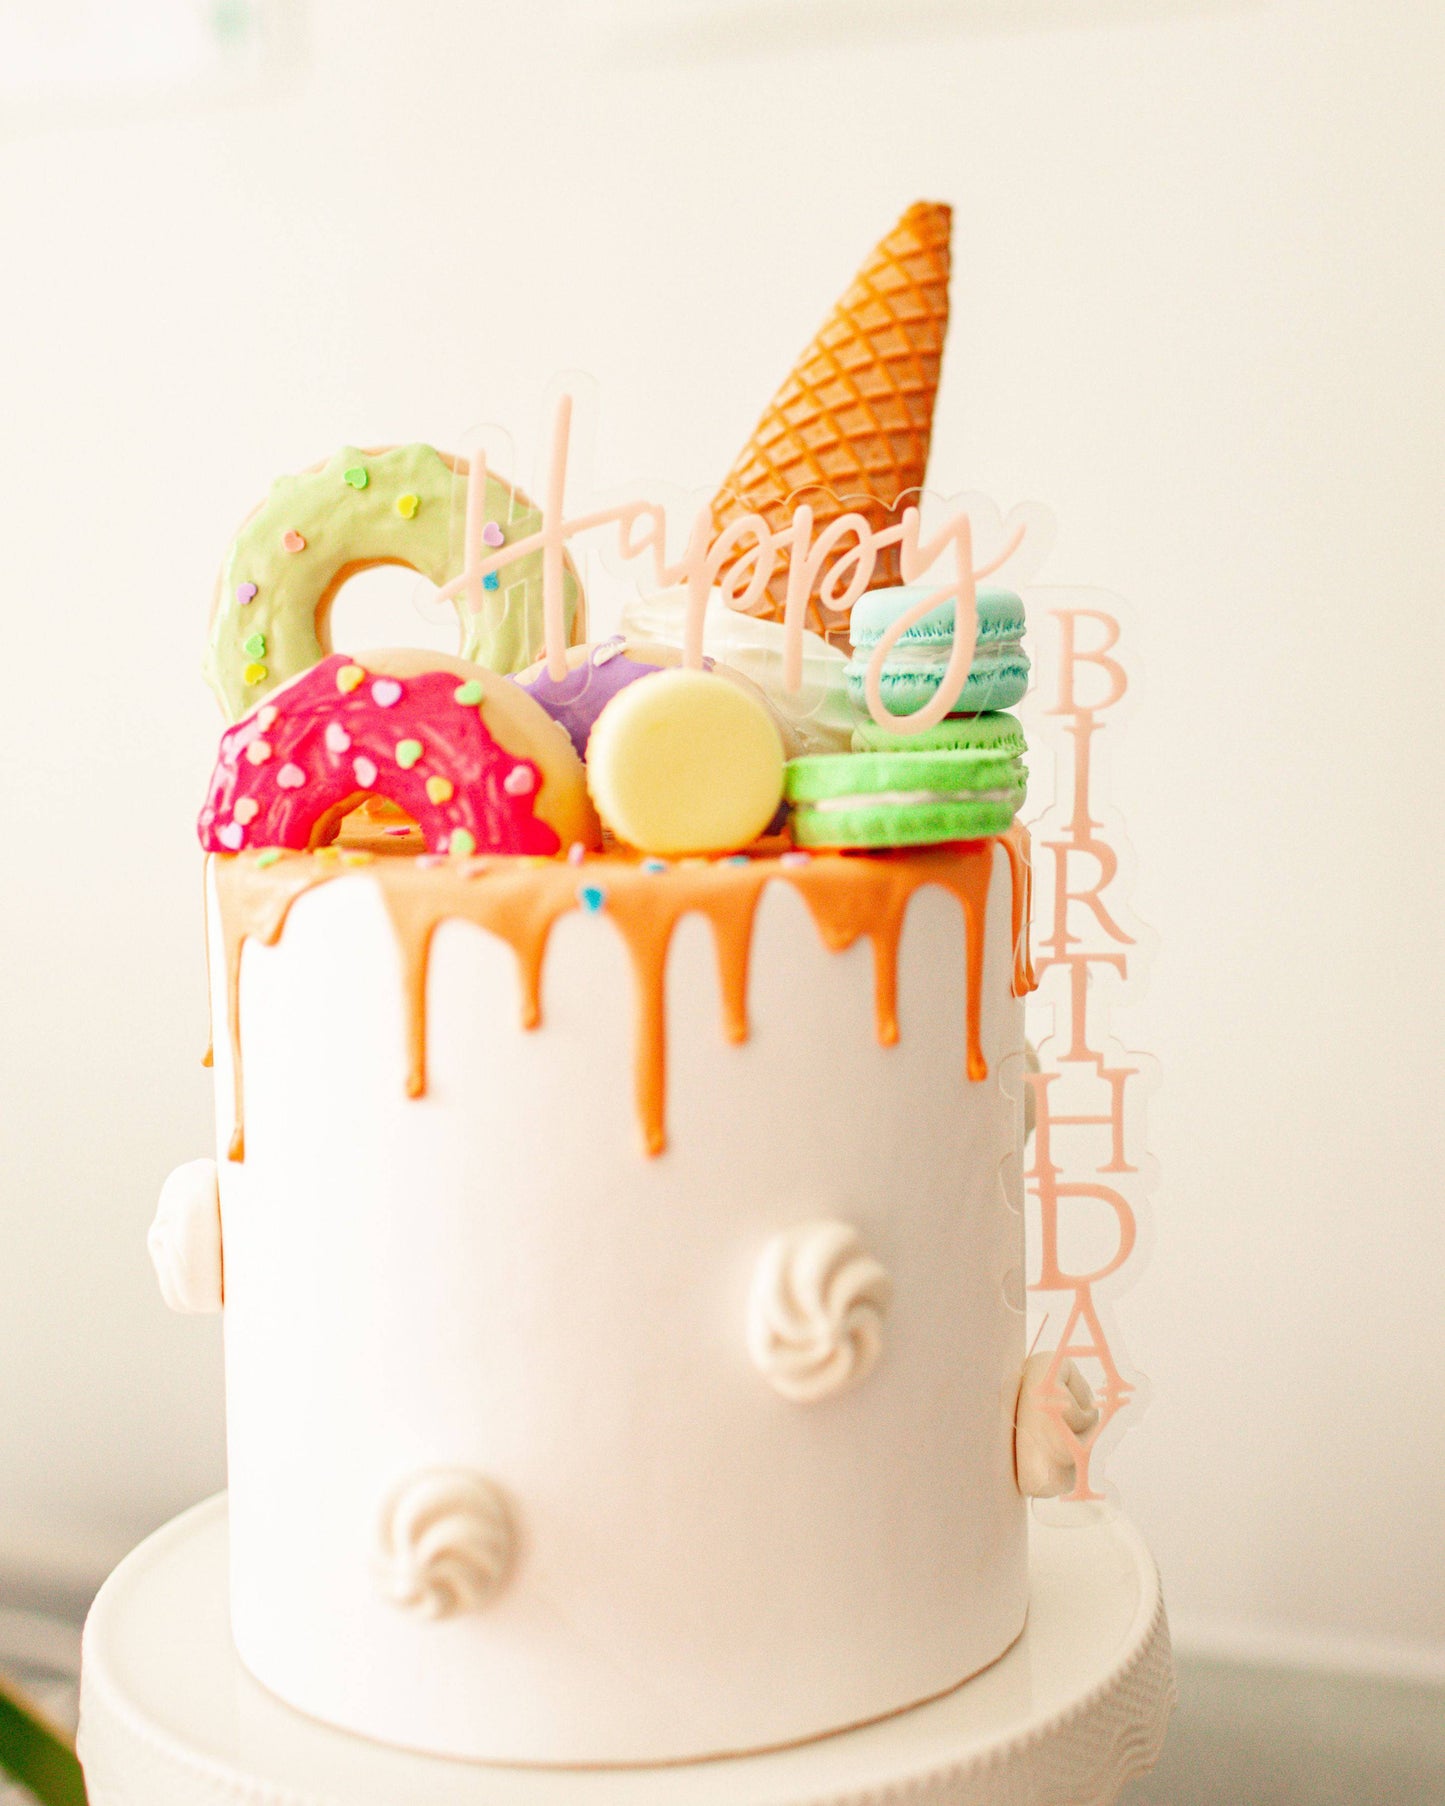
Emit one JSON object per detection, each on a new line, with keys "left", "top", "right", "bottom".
{"left": 710, "top": 201, "right": 952, "bottom": 631}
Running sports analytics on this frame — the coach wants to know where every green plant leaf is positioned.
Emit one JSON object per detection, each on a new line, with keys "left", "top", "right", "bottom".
{"left": 0, "top": 1678, "right": 86, "bottom": 1806}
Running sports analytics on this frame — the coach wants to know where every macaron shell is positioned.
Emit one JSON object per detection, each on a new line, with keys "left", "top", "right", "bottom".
{"left": 850, "top": 710, "right": 1027, "bottom": 756}
{"left": 587, "top": 668, "right": 785, "bottom": 856}
{"left": 844, "top": 656, "right": 1030, "bottom": 719}
{"left": 790, "top": 791, "right": 1024, "bottom": 850}
{"left": 848, "top": 585, "right": 1026, "bottom": 647}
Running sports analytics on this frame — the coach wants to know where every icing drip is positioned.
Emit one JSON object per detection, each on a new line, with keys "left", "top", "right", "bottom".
{"left": 211, "top": 825, "right": 1034, "bottom": 1163}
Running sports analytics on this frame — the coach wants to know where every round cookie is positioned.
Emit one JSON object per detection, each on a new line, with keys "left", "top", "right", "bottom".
{"left": 198, "top": 649, "right": 600, "bottom": 858}
{"left": 587, "top": 668, "right": 785, "bottom": 857}
{"left": 515, "top": 638, "right": 670, "bottom": 758}
{"left": 205, "top": 445, "right": 586, "bottom": 721}
{"left": 517, "top": 636, "right": 805, "bottom": 761}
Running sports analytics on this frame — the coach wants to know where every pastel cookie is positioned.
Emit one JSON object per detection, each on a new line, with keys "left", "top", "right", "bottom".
{"left": 786, "top": 714, "right": 1027, "bottom": 849}
{"left": 845, "top": 586, "right": 1029, "bottom": 721}
{"left": 587, "top": 668, "right": 785, "bottom": 857}
{"left": 205, "top": 445, "right": 586, "bottom": 721}
{"left": 518, "top": 636, "right": 805, "bottom": 762}
{"left": 198, "top": 649, "right": 600, "bottom": 857}
{"left": 515, "top": 638, "right": 669, "bottom": 758}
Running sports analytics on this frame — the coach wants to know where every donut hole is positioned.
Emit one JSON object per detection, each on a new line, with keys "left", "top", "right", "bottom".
{"left": 326, "top": 563, "right": 458, "bottom": 663}
{"left": 332, "top": 795, "right": 425, "bottom": 854}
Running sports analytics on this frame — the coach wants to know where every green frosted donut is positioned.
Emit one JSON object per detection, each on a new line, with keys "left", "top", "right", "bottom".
{"left": 204, "top": 445, "right": 584, "bottom": 720}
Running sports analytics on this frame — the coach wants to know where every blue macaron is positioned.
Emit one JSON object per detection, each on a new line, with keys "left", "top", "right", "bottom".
{"left": 845, "top": 586, "right": 1029, "bottom": 719}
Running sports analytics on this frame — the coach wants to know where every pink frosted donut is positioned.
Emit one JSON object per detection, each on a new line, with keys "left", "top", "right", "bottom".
{"left": 198, "top": 651, "right": 599, "bottom": 858}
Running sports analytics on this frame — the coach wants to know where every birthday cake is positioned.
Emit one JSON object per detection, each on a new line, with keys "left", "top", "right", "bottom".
{"left": 148, "top": 202, "right": 1099, "bottom": 1767}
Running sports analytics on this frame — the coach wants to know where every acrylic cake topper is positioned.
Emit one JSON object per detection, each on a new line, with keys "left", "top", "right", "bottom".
{"left": 1018, "top": 597, "right": 1154, "bottom": 1509}
{"left": 434, "top": 387, "right": 1046, "bottom": 732}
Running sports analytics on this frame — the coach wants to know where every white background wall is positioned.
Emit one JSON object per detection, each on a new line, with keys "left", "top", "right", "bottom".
{"left": 0, "top": 0, "right": 1440, "bottom": 1664}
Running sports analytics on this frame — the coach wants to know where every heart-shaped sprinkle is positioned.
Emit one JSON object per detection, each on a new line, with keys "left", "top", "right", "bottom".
{"left": 353, "top": 756, "right": 378, "bottom": 788}
{"left": 453, "top": 680, "right": 484, "bottom": 706}
{"left": 243, "top": 632, "right": 266, "bottom": 659}
{"left": 236, "top": 582, "right": 258, "bottom": 605}
{"left": 372, "top": 678, "right": 403, "bottom": 708}
{"left": 245, "top": 739, "right": 272, "bottom": 765}
{"left": 425, "top": 775, "right": 454, "bottom": 805}
{"left": 256, "top": 704, "right": 279, "bottom": 730}
{"left": 482, "top": 521, "right": 505, "bottom": 548}
{"left": 482, "top": 571, "right": 500, "bottom": 592}
{"left": 255, "top": 848, "right": 282, "bottom": 868}
{"left": 448, "top": 828, "right": 477, "bottom": 857}
{"left": 343, "top": 466, "right": 368, "bottom": 490}
{"left": 395, "top": 738, "right": 423, "bottom": 770}
{"left": 336, "top": 664, "right": 366, "bottom": 694}
{"left": 233, "top": 797, "right": 260, "bottom": 825}
{"left": 324, "top": 721, "right": 352, "bottom": 754}
{"left": 396, "top": 493, "right": 419, "bottom": 519}
{"left": 578, "top": 884, "right": 606, "bottom": 913}
{"left": 277, "top": 763, "right": 306, "bottom": 790}
{"left": 217, "top": 821, "right": 244, "bottom": 851}
{"left": 282, "top": 530, "right": 306, "bottom": 553}
{"left": 243, "top": 661, "right": 268, "bottom": 686}
{"left": 502, "top": 765, "right": 536, "bottom": 797}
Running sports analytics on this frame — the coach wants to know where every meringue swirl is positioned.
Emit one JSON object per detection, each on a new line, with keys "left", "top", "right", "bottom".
{"left": 747, "top": 1220, "right": 893, "bottom": 1403}
{"left": 1014, "top": 1351, "right": 1100, "bottom": 1498}
{"left": 375, "top": 1468, "right": 515, "bottom": 1618}
{"left": 148, "top": 1158, "right": 223, "bottom": 1315}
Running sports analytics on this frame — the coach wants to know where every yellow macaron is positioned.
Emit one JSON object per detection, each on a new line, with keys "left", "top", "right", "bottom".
{"left": 586, "top": 668, "right": 785, "bottom": 857}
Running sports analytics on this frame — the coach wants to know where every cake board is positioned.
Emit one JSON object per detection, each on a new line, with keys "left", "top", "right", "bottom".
{"left": 77, "top": 1496, "right": 1174, "bottom": 1806}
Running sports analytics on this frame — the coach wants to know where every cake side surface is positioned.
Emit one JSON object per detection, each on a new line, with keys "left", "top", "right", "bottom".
{"left": 210, "top": 842, "right": 1029, "bottom": 1764}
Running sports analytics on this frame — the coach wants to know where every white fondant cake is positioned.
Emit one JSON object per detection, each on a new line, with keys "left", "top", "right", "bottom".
{"left": 205, "top": 845, "right": 1029, "bottom": 1763}
{"left": 127, "top": 201, "right": 1128, "bottom": 1780}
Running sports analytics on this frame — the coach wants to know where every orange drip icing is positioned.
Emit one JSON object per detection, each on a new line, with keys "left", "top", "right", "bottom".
{"left": 997, "top": 823, "right": 1037, "bottom": 994}
{"left": 211, "top": 825, "right": 1035, "bottom": 1162}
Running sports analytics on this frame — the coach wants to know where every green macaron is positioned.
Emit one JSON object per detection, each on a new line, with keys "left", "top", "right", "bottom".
{"left": 786, "top": 713, "right": 1027, "bottom": 849}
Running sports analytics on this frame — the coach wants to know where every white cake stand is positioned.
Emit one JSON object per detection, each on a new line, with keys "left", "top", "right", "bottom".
{"left": 77, "top": 1495, "right": 1174, "bottom": 1806}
